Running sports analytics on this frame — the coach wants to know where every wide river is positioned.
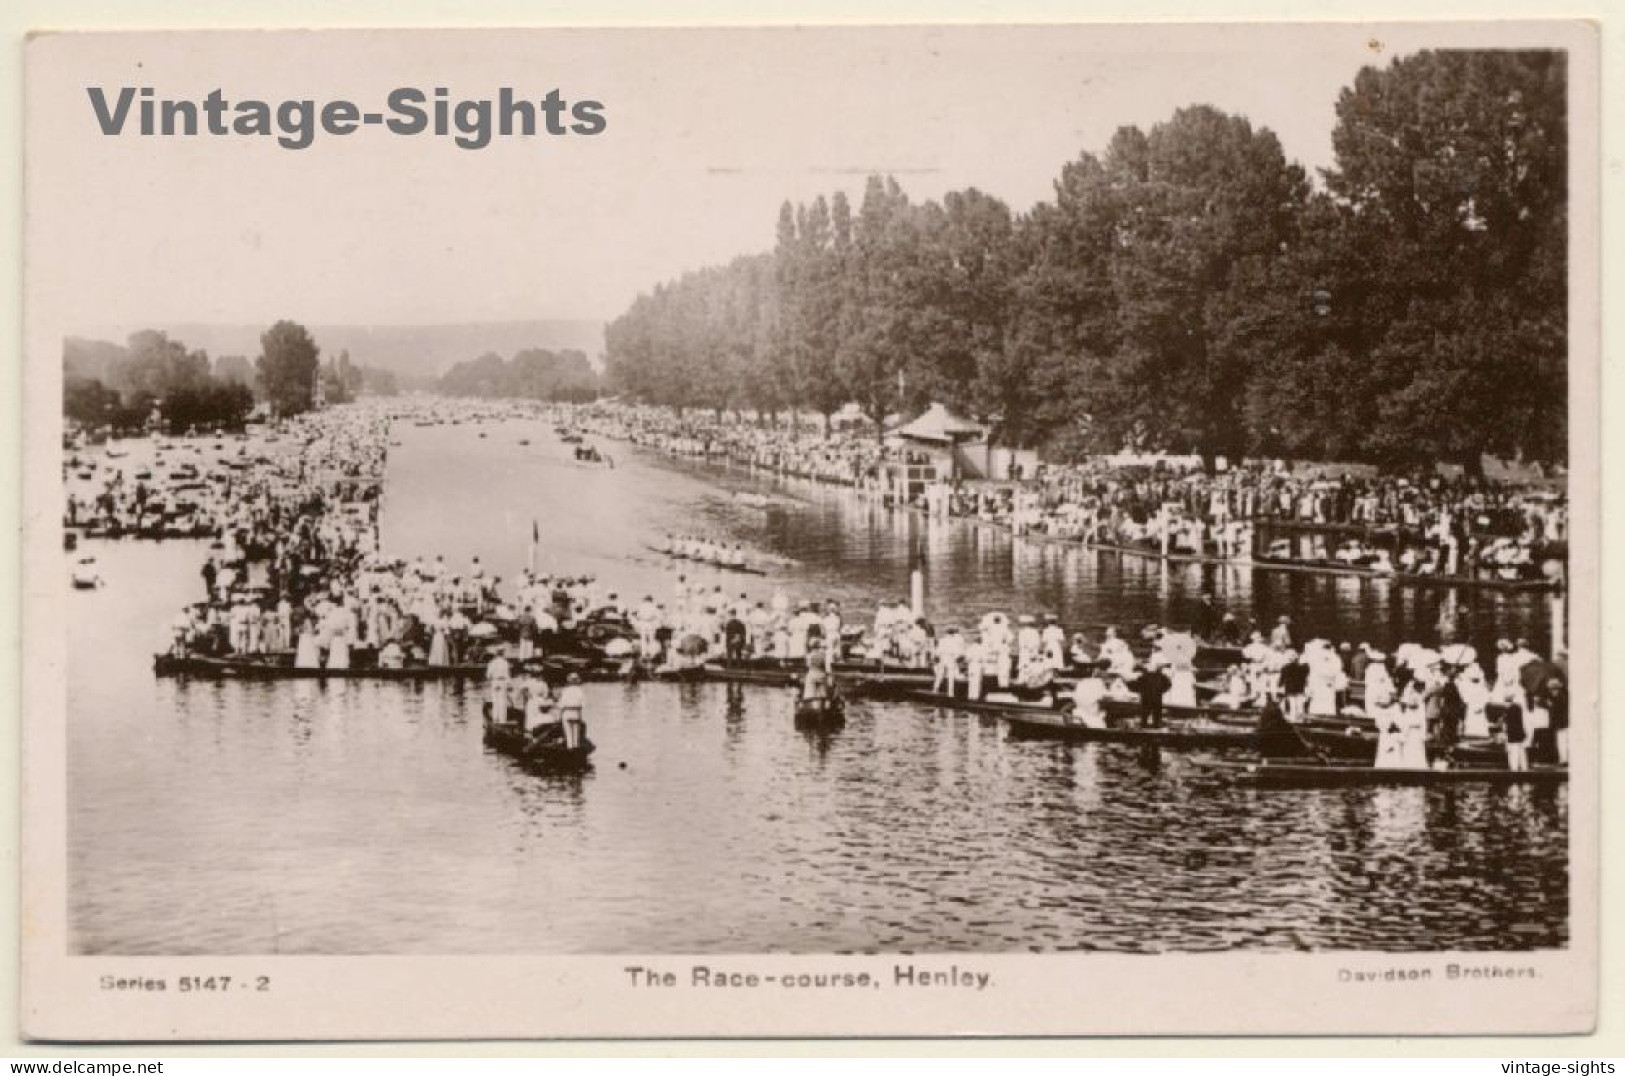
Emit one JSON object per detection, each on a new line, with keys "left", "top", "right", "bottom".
{"left": 67, "top": 414, "right": 1568, "bottom": 954}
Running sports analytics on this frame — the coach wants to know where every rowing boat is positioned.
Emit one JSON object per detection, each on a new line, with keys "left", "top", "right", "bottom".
{"left": 644, "top": 546, "right": 768, "bottom": 575}
{"left": 1203, "top": 759, "right": 1568, "bottom": 789}
{"left": 482, "top": 721, "right": 595, "bottom": 771}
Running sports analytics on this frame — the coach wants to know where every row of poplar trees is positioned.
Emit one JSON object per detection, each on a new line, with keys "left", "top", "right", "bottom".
{"left": 603, "top": 50, "right": 1568, "bottom": 472}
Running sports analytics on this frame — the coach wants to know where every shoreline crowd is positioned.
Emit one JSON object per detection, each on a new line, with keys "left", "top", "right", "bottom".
{"left": 576, "top": 403, "right": 1566, "bottom": 585}
{"left": 60, "top": 397, "right": 1569, "bottom": 774}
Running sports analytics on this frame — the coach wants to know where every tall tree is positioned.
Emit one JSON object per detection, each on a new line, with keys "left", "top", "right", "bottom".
{"left": 257, "top": 320, "right": 321, "bottom": 418}
{"left": 1323, "top": 49, "right": 1567, "bottom": 469}
{"left": 837, "top": 176, "right": 916, "bottom": 438}
{"left": 1093, "top": 108, "right": 1310, "bottom": 469}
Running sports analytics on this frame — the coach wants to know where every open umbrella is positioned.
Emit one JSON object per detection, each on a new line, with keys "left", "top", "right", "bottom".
{"left": 676, "top": 633, "right": 710, "bottom": 657}
{"left": 1440, "top": 643, "right": 1477, "bottom": 667}
{"left": 1519, "top": 656, "right": 1561, "bottom": 696}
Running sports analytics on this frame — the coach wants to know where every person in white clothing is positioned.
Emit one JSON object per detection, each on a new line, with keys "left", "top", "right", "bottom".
{"left": 557, "top": 673, "right": 587, "bottom": 749}
{"left": 1041, "top": 617, "right": 1066, "bottom": 670}
{"left": 486, "top": 650, "right": 513, "bottom": 722}
{"left": 1069, "top": 666, "right": 1108, "bottom": 729}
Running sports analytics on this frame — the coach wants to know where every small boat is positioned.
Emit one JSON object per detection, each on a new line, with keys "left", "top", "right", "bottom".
{"left": 794, "top": 693, "right": 846, "bottom": 729}
{"left": 70, "top": 556, "right": 102, "bottom": 589}
{"left": 152, "top": 651, "right": 628, "bottom": 684}
{"left": 153, "top": 653, "right": 487, "bottom": 680}
{"left": 1205, "top": 759, "right": 1568, "bottom": 789}
{"left": 483, "top": 719, "right": 595, "bottom": 771}
{"left": 1003, "top": 708, "right": 1264, "bottom": 750}
{"left": 645, "top": 545, "right": 768, "bottom": 576}
{"left": 1247, "top": 553, "right": 1557, "bottom": 592}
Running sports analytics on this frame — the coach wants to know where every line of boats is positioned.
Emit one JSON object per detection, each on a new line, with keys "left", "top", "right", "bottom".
{"left": 152, "top": 648, "right": 1566, "bottom": 789}
{"left": 985, "top": 530, "right": 1559, "bottom": 592}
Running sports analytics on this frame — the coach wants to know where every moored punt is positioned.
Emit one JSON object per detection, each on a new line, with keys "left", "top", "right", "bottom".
{"left": 1390, "top": 570, "right": 1558, "bottom": 593}
{"left": 644, "top": 663, "right": 717, "bottom": 683}
{"left": 989, "top": 703, "right": 1263, "bottom": 750}
{"left": 154, "top": 653, "right": 487, "bottom": 680}
{"left": 1080, "top": 538, "right": 1556, "bottom": 591}
{"left": 1247, "top": 554, "right": 1557, "bottom": 592}
{"left": 482, "top": 720, "right": 595, "bottom": 771}
{"left": 1081, "top": 538, "right": 1235, "bottom": 567}
{"left": 696, "top": 660, "right": 799, "bottom": 686}
{"left": 1204, "top": 759, "right": 1568, "bottom": 789}
{"left": 152, "top": 652, "right": 630, "bottom": 683}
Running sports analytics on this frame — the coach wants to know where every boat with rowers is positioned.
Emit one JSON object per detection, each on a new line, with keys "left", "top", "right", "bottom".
{"left": 647, "top": 535, "right": 770, "bottom": 575}
{"left": 482, "top": 720, "right": 595, "bottom": 770}
{"left": 481, "top": 697, "right": 596, "bottom": 771}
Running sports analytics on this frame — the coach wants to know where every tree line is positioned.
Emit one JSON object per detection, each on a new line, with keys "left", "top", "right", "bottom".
{"left": 439, "top": 347, "right": 602, "bottom": 402}
{"left": 64, "top": 330, "right": 256, "bottom": 433}
{"left": 603, "top": 50, "right": 1567, "bottom": 472}
{"left": 64, "top": 320, "right": 402, "bottom": 431}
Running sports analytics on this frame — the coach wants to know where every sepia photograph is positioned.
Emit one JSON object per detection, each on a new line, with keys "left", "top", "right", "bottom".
{"left": 20, "top": 21, "right": 1600, "bottom": 1040}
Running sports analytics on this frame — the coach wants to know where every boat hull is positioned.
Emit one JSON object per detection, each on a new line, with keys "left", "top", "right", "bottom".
{"left": 1212, "top": 760, "right": 1568, "bottom": 789}
{"left": 483, "top": 722, "right": 595, "bottom": 770}
{"left": 153, "top": 653, "right": 629, "bottom": 683}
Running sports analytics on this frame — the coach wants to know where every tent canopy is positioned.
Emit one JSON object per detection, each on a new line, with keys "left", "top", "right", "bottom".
{"left": 889, "top": 403, "right": 987, "bottom": 444}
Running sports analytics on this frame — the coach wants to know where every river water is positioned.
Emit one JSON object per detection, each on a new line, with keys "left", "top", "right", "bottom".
{"left": 67, "top": 415, "right": 1568, "bottom": 954}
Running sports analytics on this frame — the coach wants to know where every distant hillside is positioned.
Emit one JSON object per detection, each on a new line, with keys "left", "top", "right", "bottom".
{"left": 73, "top": 321, "right": 606, "bottom": 382}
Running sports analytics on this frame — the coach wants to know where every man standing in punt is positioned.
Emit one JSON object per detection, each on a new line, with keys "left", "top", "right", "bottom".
{"left": 558, "top": 673, "right": 587, "bottom": 749}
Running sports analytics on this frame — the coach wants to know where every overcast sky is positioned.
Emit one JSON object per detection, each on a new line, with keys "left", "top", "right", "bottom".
{"left": 26, "top": 23, "right": 1579, "bottom": 334}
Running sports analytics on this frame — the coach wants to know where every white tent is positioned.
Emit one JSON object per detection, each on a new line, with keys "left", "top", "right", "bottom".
{"left": 888, "top": 403, "right": 987, "bottom": 444}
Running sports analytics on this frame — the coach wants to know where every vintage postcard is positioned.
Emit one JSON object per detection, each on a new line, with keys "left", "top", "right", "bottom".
{"left": 20, "top": 22, "right": 1600, "bottom": 1041}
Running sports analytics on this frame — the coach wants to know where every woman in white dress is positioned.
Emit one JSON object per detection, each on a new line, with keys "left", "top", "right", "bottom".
{"left": 427, "top": 611, "right": 449, "bottom": 667}
{"left": 1363, "top": 654, "right": 1395, "bottom": 708}
{"left": 293, "top": 615, "right": 321, "bottom": 669}
{"left": 1167, "top": 663, "right": 1197, "bottom": 708}
{"left": 1457, "top": 663, "right": 1491, "bottom": 739}
{"left": 1396, "top": 679, "right": 1430, "bottom": 769}
{"left": 1370, "top": 688, "right": 1406, "bottom": 769}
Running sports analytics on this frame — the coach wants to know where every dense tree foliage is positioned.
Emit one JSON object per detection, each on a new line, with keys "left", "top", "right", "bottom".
{"left": 257, "top": 320, "right": 322, "bottom": 418}
{"left": 602, "top": 50, "right": 1568, "bottom": 469}
{"left": 439, "top": 347, "right": 601, "bottom": 402}
{"left": 63, "top": 331, "right": 257, "bottom": 432}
